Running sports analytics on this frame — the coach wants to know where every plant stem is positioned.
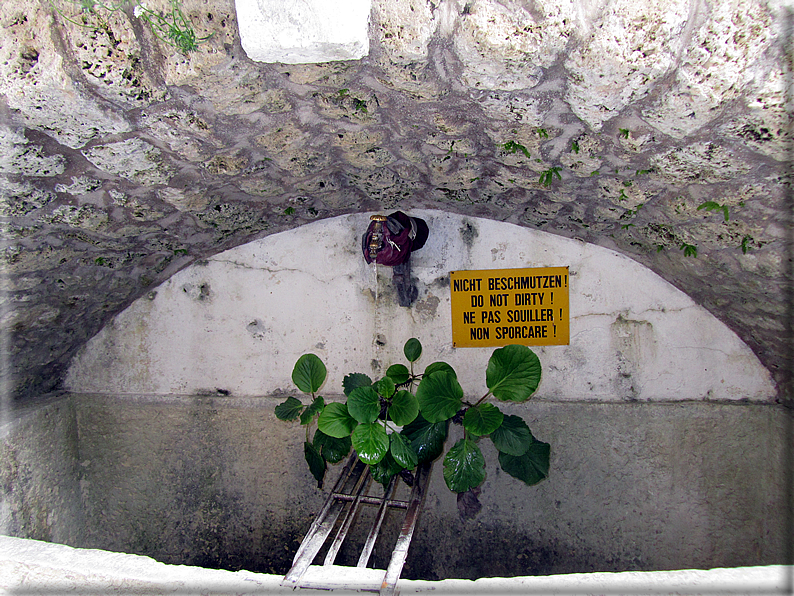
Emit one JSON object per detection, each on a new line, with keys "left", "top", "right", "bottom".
{"left": 472, "top": 392, "right": 491, "bottom": 408}
{"left": 383, "top": 419, "right": 399, "bottom": 434}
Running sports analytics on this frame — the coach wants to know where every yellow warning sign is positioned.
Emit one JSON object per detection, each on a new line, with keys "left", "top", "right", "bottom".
{"left": 450, "top": 267, "right": 569, "bottom": 348}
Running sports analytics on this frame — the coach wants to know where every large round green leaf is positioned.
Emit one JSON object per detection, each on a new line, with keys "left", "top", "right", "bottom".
{"left": 318, "top": 402, "right": 358, "bottom": 438}
{"left": 375, "top": 377, "right": 396, "bottom": 399}
{"left": 386, "top": 364, "right": 410, "bottom": 386}
{"left": 274, "top": 396, "right": 303, "bottom": 421}
{"left": 401, "top": 414, "right": 448, "bottom": 464}
{"left": 389, "top": 432, "right": 418, "bottom": 469}
{"left": 490, "top": 414, "right": 533, "bottom": 456}
{"left": 498, "top": 439, "right": 550, "bottom": 486}
{"left": 443, "top": 437, "right": 485, "bottom": 493}
{"left": 404, "top": 338, "right": 422, "bottom": 362}
{"left": 423, "top": 361, "right": 457, "bottom": 379}
{"left": 416, "top": 371, "right": 463, "bottom": 423}
{"left": 369, "top": 452, "right": 403, "bottom": 488}
{"left": 292, "top": 354, "right": 327, "bottom": 394}
{"left": 300, "top": 396, "right": 325, "bottom": 425}
{"left": 352, "top": 422, "right": 389, "bottom": 465}
{"left": 343, "top": 373, "right": 372, "bottom": 397}
{"left": 347, "top": 386, "right": 381, "bottom": 424}
{"left": 313, "top": 429, "right": 352, "bottom": 464}
{"left": 304, "top": 441, "right": 327, "bottom": 488}
{"left": 485, "top": 345, "right": 541, "bottom": 402}
{"left": 463, "top": 403, "right": 504, "bottom": 436}
{"left": 388, "top": 390, "right": 419, "bottom": 426}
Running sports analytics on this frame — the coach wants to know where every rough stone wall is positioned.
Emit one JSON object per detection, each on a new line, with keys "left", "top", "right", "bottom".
{"left": 0, "top": 395, "right": 85, "bottom": 546}
{"left": 0, "top": 0, "right": 791, "bottom": 400}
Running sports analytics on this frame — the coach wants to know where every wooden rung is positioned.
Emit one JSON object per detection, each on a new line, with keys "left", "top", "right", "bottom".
{"left": 331, "top": 493, "right": 409, "bottom": 509}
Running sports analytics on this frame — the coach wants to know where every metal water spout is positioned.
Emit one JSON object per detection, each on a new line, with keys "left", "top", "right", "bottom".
{"left": 368, "top": 214, "right": 387, "bottom": 261}
{"left": 362, "top": 212, "right": 429, "bottom": 308}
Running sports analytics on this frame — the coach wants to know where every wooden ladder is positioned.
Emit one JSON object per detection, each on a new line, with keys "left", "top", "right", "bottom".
{"left": 282, "top": 454, "right": 432, "bottom": 595}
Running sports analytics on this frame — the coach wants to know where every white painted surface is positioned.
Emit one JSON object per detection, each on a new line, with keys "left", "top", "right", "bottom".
{"left": 235, "top": 0, "right": 371, "bottom": 63}
{"left": 1, "top": 537, "right": 790, "bottom": 596}
{"left": 65, "top": 211, "right": 775, "bottom": 401}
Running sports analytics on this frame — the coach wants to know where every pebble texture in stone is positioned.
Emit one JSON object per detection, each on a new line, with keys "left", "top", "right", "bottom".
{"left": 0, "top": 0, "right": 790, "bottom": 400}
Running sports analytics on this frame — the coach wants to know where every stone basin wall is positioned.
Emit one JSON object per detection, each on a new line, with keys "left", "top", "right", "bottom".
{"left": 1, "top": 392, "right": 790, "bottom": 578}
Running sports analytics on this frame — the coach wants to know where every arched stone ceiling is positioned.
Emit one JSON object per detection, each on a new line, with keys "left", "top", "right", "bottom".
{"left": 0, "top": 0, "right": 790, "bottom": 401}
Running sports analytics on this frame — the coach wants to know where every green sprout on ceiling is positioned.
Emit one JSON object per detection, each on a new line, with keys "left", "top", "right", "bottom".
{"left": 539, "top": 166, "right": 562, "bottom": 188}
{"left": 680, "top": 243, "right": 698, "bottom": 258}
{"left": 501, "top": 140, "right": 531, "bottom": 159}
{"left": 697, "top": 201, "right": 730, "bottom": 221}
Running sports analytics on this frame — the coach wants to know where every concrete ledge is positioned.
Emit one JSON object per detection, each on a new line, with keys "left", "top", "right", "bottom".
{"left": 1, "top": 536, "right": 791, "bottom": 595}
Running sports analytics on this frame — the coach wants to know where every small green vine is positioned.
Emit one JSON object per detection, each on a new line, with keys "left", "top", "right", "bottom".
{"left": 697, "top": 201, "right": 730, "bottom": 221}
{"left": 539, "top": 166, "right": 562, "bottom": 188}
{"left": 501, "top": 140, "right": 531, "bottom": 159}
{"left": 50, "top": 0, "right": 211, "bottom": 53}
{"left": 681, "top": 243, "right": 698, "bottom": 258}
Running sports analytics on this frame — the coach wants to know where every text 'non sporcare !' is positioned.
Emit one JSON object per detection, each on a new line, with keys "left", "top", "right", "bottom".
{"left": 450, "top": 267, "right": 570, "bottom": 347}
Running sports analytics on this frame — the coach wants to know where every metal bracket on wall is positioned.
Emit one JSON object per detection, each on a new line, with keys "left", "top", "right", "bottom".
{"left": 282, "top": 454, "right": 432, "bottom": 595}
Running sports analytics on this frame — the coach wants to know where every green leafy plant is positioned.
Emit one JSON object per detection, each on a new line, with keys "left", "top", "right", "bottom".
{"left": 539, "top": 166, "right": 562, "bottom": 188}
{"left": 276, "top": 339, "right": 550, "bottom": 516}
{"left": 51, "top": 0, "right": 210, "bottom": 53}
{"left": 741, "top": 235, "right": 753, "bottom": 254}
{"left": 619, "top": 128, "right": 630, "bottom": 139}
{"left": 697, "top": 201, "right": 730, "bottom": 221}
{"left": 536, "top": 128, "right": 549, "bottom": 139}
{"left": 571, "top": 140, "right": 580, "bottom": 154}
{"left": 681, "top": 243, "right": 698, "bottom": 258}
{"left": 501, "top": 140, "right": 531, "bottom": 159}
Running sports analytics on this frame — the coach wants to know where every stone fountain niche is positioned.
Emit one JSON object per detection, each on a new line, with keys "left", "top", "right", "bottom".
{"left": 1, "top": 211, "right": 789, "bottom": 580}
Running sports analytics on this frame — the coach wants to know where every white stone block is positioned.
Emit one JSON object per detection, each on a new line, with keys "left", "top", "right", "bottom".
{"left": 235, "top": 0, "right": 371, "bottom": 64}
